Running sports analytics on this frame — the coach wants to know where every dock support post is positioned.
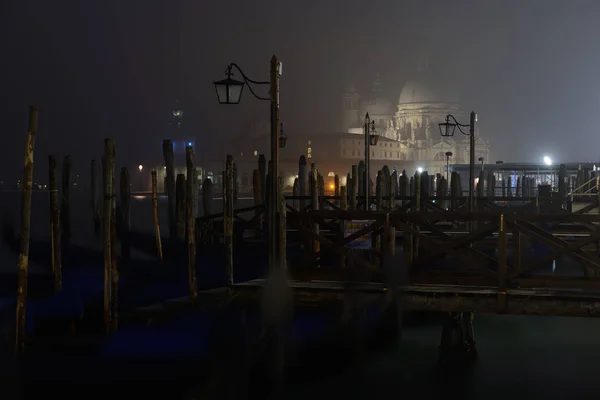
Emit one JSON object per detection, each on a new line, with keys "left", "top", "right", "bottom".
{"left": 48, "top": 155, "right": 62, "bottom": 292}
{"left": 187, "top": 146, "right": 198, "bottom": 303}
{"left": 151, "top": 170, "right": 163, "bottom": 261}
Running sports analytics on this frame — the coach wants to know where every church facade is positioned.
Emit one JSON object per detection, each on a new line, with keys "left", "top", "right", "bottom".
{"left": 338, "top": 71, "right": 490, "bottom": 176}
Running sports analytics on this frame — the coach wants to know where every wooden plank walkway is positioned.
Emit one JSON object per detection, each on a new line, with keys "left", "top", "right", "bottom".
{"left": 232, "top": 279, "right": 600, "bottom": 318}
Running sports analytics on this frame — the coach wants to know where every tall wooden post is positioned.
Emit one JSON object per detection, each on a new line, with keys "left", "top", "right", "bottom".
{"left": 339, "top": 185, "right": 347, "bottom": 269}
{"left": 151, "top": 170, "right": 163, "bottom": 261}
{"left": 258, "top": 154, "right": 266, "bottom": 208}
{"left": 15, "top": 106, "right": 38, "bottom": 355}
{"left": 233, "top": 162, "right": 239, "bottom": 206}
{"left": 497, "top": 214, "right": 507, "bottom": 313}
{"left": 310, "top": 163, "right": 320, "bottom": 257}
{"left": 48, "top": 156, "right": 62, "bottom": 292}
{"left": 102, "top": 139, "right": 116, "bottom": 335}
{"left": 334, "top": 175, "right": 340, "bottom": 206}
{"left": 252, "top": 169, "right": 262, "bottom": 225}
{"left": 162, "top": 139, "right": 176, "bottom": 238}
{"left": 351, "top": 165, "right": 358, "bottom": 210}
{"left": 61, "top": 155, "right": 72, "bottom": 245}
{"left": 298, "top": 156, "right": 306, "bottom": 211}
{"left": 119, "top": 167, "right": 131, "bottom": 261}
{"left": 292, "top": 178, "right": 299, "bottom": 211}
{"left": 413, "top": 171, "right": 421, "bottom": 259}
{"left": 202, "top": 178, "right": 213, "bottom": 217}
{"left": 186, "top": 146, "right": 198, "bottom": 304}
{"left": 278, "top": 177, "right": 287, "bottom": 268}
{"left": 91, "top": 159, "right": 100, "bottom": 234}
{"left": 110, "top": 162, "right": 118, "bottom": 332}
{"left": 175, "top": 174, "right": 186, "bottom": 240}
{"left": 224, "top": 155, "right": 234, "bottom": 285}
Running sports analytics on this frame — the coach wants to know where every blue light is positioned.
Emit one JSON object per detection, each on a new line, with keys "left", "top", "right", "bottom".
{"left": 188, "top": 142, "right": 192, "bottom": 146}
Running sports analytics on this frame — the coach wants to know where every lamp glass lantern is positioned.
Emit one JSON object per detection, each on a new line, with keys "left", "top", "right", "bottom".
{"left": 279, "top": 123, "right": 287, "bottom": 149}
{"left": 213, "top": 75, "right": 245, "bottom": 105}
{"left": 439, "top": 120, "right": 457, "bottom": 137}
{"left": 369, "top": 121, "right": 379, "bottom": 146}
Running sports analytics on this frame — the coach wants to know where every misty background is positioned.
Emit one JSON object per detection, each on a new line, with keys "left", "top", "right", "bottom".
{"left": 2, "top": 0, "right": 600, "bottom": 182}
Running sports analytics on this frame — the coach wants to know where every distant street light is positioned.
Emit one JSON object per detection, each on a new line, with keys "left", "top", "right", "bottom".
{"left": 138, "top": 164, "right": 143, "bottom": 172}
{"left": 543, "top": 156, "right": 552, "bottom": 166}
{"left": 213, "top": 55, "right": 285, "bottom": 270}
{"left": 417, "top": 167, "right": 423, "bottom": 174}
{"left": 445, "top": 151, "right": 453, "bottom": 181}
{"left": 439, "top": 111, "right": 477, "bottom": 232}
{"left": 478, "top": 156, "right": 485, "bottom": 171}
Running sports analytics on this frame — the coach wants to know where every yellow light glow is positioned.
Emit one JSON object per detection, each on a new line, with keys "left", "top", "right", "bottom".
{"left": 329, "top": 184, "right": 335, "bottom": 190}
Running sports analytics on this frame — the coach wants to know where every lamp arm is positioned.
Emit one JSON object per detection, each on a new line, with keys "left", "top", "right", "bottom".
{"left": 445, "top": 114, "right": 471, "bottom": 136}
{"left": 227, "top": 63, "right": 271, "bottom": 101}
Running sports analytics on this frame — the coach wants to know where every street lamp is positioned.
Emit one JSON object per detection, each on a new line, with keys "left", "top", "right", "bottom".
{"left": 439, "top": 111, "right": 477, "bottom": 231}
{"left": 363, "top": 113, "right": 377, "bottom": 210}
{"left": 138, "top": 164, "right": 143, "bottom": 172}
{"left": 543, "top": 156, "right": 552, "bottom": 166}
{"left": 478, "top": 157, "right": 485, "bottom": 171}
{"left": 213, "top": 55, "right": 284, "bottom": 270}
{"left": 445, "top": 151, "right": 453, "bottom": 181}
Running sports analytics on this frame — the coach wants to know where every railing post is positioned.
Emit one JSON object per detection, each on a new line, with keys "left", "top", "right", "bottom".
{"left": 413, "top": 172, "right": 421, "bottom": 258}
{"left": 497, "top": 214, "right": 507, "bottom": 313}
{"left": 339, "top": 185, "right": 347, "bottom": 269}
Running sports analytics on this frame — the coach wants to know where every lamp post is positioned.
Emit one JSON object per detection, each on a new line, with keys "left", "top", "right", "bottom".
{"left": 213, "top": 55, "right": 286, "bottom": 270}
{"left": 478, "top": 157, "right": 485, "bottom": 171}
{"left": 445, "top": 151, "right": 453, "bottom": 182}
{"left": 439, "top": 111, "right": 476, "bottom": 231}
{"left": 363, "top": 113, "right": 378, "bottom": 210}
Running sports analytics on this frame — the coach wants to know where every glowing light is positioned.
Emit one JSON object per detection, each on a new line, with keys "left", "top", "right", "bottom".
{"left": 138, "top": 164, "right": 143, "bottom": 172}
{"left": 329, "top": 184, "right": 335, "bottom": 190}
{"left": 187, "top": 142, "right": 192, "bottom": 146}
{"left": 417, "top": 167, "right": 423, "bottom": 173}
{"left": 543, "top": 156, "right": 552, "bottom": 166}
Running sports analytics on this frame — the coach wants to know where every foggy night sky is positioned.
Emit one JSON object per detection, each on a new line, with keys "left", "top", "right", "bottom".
{"left": 2, "top": 0, "right": 600, "bottom": 181}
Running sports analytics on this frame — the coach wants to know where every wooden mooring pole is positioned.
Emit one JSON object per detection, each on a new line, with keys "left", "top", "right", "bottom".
{"left": 310, "top": 163, "right": 320, "bottom": 260}
{"left": 224, "top": 155, "right": 234, "bottom": 284}
{"left": 15, "top": 105, "right": 38, "bottom": 355}
{"left": 186, "top": 146, "right": 198, "bottom": 304}
{"left": 61, "top": 155, "right": 72, "bottom": 245}
{"left": 48, "top": 155, "right": 62, "bottom": 292}
{"left": 278, "top": 176, "right": 286, "bottom": 268}
{"left": 110, "top": 162, "right": 118, "bottom": 332}
{"left": 339, "top": 185, "right": 347, "bottom": 269}
{"left": 162, "top": 139, "right": 176, "bottom": 238}
{"left": 151, "top": 170, "right": 163, "bottom": 261}
{"left": 176, "top": 173, "right": 186, "bottom": 240}
{"left": 102, "top": 139, "right": 116, "bottom": 334}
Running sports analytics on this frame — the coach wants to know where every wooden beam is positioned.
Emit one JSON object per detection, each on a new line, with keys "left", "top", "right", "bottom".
{"left": 400, "top": 221, "right": 499, "bottom": 272}
{"left": 516, "top": 221, "right": 600, "bottom": 272}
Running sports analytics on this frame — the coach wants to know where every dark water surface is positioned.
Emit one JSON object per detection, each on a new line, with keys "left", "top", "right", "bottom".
{"left": 2, "top": 191, "right": 600, "bottom": 398}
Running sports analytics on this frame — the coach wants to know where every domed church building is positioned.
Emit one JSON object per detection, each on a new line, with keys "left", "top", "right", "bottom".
{"left": 340, "top": 56, "right": 490, "bottom": 175}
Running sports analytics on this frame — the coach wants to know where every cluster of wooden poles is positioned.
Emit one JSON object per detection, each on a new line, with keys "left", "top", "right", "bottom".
{"left": 13, "top": 107, "right": 203, "bottom": 354}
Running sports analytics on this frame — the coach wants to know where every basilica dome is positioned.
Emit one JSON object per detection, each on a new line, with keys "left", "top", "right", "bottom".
{"left": 398, "top": 79, "right": 459, "bottom": 105}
